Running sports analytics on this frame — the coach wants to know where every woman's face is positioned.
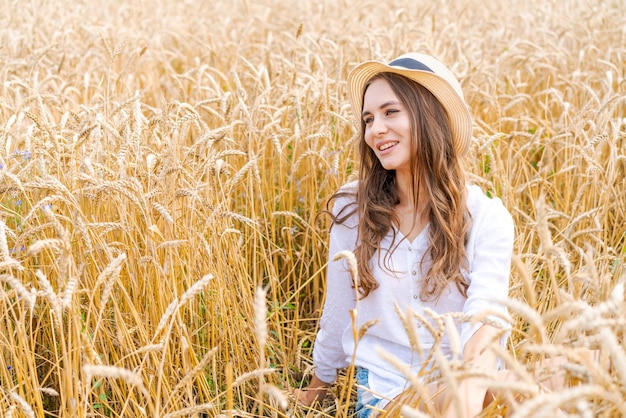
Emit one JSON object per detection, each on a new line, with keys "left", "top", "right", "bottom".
{"left": 362, "top": 77, "right": 412, "bottom": 174}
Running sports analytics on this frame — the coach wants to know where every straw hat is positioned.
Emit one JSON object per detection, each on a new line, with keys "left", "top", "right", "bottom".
{"left": 347, "top": 53, "right": 473, "bottom": 156}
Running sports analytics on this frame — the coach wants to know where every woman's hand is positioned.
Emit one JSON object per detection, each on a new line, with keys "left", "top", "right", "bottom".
{"left": 440, "top": 378, "right": 488, "bottom": 418}
{"left": 292, "top": 374, "right": 330, "bottom": 406}
{"left": 440, "top": 324, "right": 500, "bottom": 418}
{"left": 292, "top": 386, "right": 328, "bottom": 406}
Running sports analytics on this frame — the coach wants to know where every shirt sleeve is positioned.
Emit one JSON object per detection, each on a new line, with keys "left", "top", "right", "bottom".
{"left": 460, "top": 196, "right": 515, "bottom": 351}
{"left": 311, "top": 199, "right": 359, "bottom": 383}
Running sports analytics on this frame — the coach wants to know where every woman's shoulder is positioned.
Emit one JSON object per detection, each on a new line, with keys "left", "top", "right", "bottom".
{"left": 327, "top": 181, "right": 359, "bottom": 225}
{"left": 465, "top": 185, "right": 515, "bottom": 257}
{"left": 466, "top": 184, "right": 513, "bottom": 226}
{"left": 331, "top": 181, "right": 358, "bottom": 208}
{"left": 337, "top": 180, "right": 359, "bottom": 194}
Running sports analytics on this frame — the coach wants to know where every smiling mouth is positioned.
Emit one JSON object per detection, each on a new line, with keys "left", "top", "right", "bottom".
{"left": 379, "top": 142, "right": 398, "bottom": 151}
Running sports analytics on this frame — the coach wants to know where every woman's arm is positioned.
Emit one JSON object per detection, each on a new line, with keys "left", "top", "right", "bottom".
{"left": 442, "top": 324, "right": 500, "bottom": 418}
{"left": 445, "top": 191, "right": 514, "bottom": 416}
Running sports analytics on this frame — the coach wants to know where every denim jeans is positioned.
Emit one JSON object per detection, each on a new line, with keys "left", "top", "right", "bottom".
{"left": 355, "top": 367, "right": 382, "bottom": 418}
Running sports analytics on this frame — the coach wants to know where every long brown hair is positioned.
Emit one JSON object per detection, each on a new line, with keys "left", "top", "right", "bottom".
{"left": 328, "top": 72, "right": 471, "bottom": 300}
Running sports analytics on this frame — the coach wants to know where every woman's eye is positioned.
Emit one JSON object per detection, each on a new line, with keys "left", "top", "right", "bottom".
{"left": 386, "top": 109, "right": 398, "bottom": 116}
{"left": 363, "top": 116, "right": 373, "bottom": 125}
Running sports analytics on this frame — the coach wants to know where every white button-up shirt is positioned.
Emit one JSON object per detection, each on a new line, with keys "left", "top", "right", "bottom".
{"left": 312, "top": 182, "right": 514, "bottom": 403}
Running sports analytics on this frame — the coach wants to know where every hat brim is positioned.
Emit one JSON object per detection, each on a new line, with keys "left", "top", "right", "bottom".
{"left": 347, "top": 60, "right": 473, "bottom": 156}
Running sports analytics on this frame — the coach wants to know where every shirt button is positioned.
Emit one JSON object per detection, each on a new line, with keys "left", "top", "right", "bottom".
{"left": 412, "top": 271, "right": 417, "bottom": 276}
{"left": 413, "top": 295, "right": 418, "bottom": 299}
{"left": 408, "top": 247, "right": 413, "bottom": 251}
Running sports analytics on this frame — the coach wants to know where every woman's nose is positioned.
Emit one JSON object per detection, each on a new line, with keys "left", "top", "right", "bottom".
{"left": 372, "top": 117, "right": 388, "bottom": 136}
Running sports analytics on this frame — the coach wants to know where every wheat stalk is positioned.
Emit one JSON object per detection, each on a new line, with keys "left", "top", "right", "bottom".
{"left": 96, "top": 252, "right": 126, "bottom": 307}
{"left": 261, "top": 384, "right": 289, "bottom": 410}
{"left": 232, "top": 369, "right": 277, "bottom": 387}
{"left": 162, "top": 403, "right": 214, "bottom": 418}
{"left": 83, "top": 364, "right": 148, "bottom": 397}
{"left": 7, "top": 391, "right": 35, "bottom": 418}
{"left": 34, "top": 269, "right": 62, "bottom": 317}
{"left": 178, "top": 274, "right": 213, "bottom": 307}
{"left": 0, "top": 274, "right": 35, "bottom": 310}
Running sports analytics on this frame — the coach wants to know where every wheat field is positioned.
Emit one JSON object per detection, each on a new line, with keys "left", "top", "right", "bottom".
{"left": 0, "top": 0, "right": 624, "bottom": 417}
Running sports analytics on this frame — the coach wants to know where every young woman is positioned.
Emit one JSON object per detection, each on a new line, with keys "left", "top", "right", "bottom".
{"left": 294, "top": 53, "right": 515, "bottom": 417}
